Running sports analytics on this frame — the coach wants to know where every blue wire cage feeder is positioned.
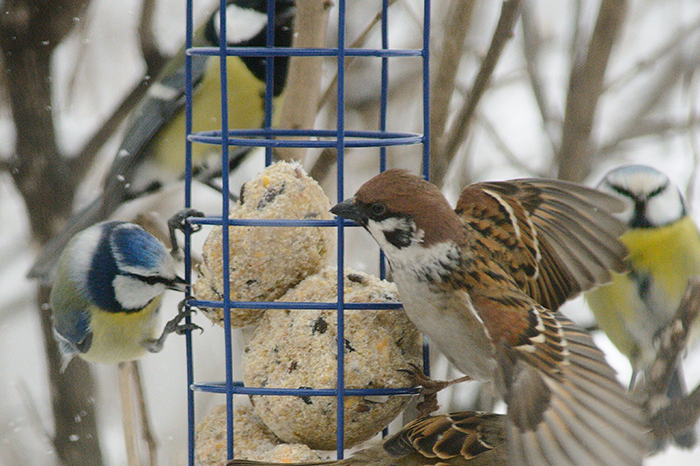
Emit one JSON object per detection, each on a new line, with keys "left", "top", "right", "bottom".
{"left": 182, "top": 0, "right": 431, "bottom": 463}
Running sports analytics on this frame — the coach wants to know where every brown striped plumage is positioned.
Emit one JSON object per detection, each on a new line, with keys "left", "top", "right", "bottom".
{"left": 457, "top": 179, "right": 628, "bottom": 311}
{"left": 331, "top": 169, "right": 652, "bottom": 466}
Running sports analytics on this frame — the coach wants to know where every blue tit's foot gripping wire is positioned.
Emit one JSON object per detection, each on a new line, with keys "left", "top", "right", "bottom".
{"left": 167, "top": 208, "right": 205, "bottom": 257}
{"left": 398, "top": 363, "right": 472, "bottom": 417}
{"left": 147, "top": 300, "right": 202, "bottom": 353}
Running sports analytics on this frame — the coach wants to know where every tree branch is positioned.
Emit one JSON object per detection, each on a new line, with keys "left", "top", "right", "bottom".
{"left": 428, "top": 0, "right": 477, "bottom": 182}
{"left": 70, "top": 0, "right": 168, "bottom": 182}
{"left": 437, "top": 0, "right": 522, "bottom": 189}
{"left": 274, "top": 0, "right": 332, "bottom": 163}
{"left": 556, "top": 0, "right": 627, "bottom": 182}
{"left": 520, "top": 2, "right": 560, "bottom": 155}
{"left": 640, "top": 276, "right": 700, "bottom": 444}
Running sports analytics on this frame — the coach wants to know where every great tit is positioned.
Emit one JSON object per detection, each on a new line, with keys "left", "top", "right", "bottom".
{"left": 28, "top": 0, "right": 295, "bottom": 281}
{"left": 586, "top": 164, "right": 700, "bottom": 448}
{"left": 50, "top": 221, "right": 188, "bottom": 367}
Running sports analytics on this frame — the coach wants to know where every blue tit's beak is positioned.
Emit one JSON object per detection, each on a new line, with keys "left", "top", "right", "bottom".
{"left": 331, "top": 198, "right": 366, "bottom": 226}
{"left": 169, "top": 276, "right": 188, "bottom": 293}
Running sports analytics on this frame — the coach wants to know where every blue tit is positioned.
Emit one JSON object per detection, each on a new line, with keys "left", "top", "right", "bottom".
{"left": 28, "top": 0, "right": 295, "bottom": 281}
{"left": 586, "top": 164, "right": 700, "bottom": 447}
{"left": 50, "top": 221, "right": 188, "bottom": 367}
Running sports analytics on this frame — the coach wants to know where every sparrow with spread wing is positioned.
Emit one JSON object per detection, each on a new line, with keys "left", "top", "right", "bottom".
{"left": 331, "top": 169, "right": 651, "bottom": 466}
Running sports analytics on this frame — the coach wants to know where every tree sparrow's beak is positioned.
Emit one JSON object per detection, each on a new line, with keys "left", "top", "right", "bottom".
{"left": 331, "top": 198, "right": 366, "bottom": 226}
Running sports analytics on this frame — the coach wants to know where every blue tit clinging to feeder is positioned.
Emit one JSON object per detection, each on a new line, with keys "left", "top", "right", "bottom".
{"left": 28, "top": 0, "right": 295, "bottom": 281}
{"left": 50, "top": 221, "right": 189, "bottom": 367}
{"left": 586, "top": 164, "right": 700, "bottom": 447}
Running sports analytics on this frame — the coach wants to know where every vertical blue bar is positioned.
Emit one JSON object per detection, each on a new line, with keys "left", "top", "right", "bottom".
{"left": 335, "top": 0, "right": 347, "bottom": 458}
{"left": 422, "top": 0, "right": 431, "bottom": 181}
{"left": 184, "top": 2, "right": 195, "bottom": 465}
{"left": 217, "top": 0, "right": 235, "bottom": 460}
{"left": 378, "top": 0, "right": 389, "bottom": 280}
{"left": 264, "top": 0, "right": 275, "bottom": 166}
{"left": 422, "top": 0, "right": 432, "bottom": 376}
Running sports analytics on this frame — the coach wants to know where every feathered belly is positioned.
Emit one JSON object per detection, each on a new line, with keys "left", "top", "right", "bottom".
{"left": 394, "top": 277, "right": 496, "bottom": 381}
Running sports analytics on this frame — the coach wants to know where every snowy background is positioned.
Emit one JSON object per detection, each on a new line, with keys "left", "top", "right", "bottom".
{"left": 1, "top": 0, "right": 700, "bottom": 464}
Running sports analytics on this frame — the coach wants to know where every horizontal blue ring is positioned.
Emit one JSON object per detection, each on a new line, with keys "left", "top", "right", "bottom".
{"left": 189, "top": 299, "right": 403, "bottom": 311}
{"left": 191, "top": 381, "right": 419, "bottom": 397}
{"left": 188, "top": 129, "right": 423, "bottom": 149}
{"left": 189, "top": 218, "right": 356, "bottom": 227}
{"left": 187, "top": 46, "right": 424, "bottom": 58}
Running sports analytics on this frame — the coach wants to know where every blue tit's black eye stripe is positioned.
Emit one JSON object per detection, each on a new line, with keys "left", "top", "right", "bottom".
{"left": 125, "top": 273, "right": 183, "bottom": 289}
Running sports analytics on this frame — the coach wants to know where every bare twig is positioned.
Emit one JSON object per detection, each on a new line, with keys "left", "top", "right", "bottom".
{"left": 438, "top": 0, "right": 523, "bottom": 189}
{"left": 605, "top": 14, "right": 700, "bottom": 93}
{"left": 598, "top": 54, "right": 690, "bottom": 156}
{"left": 70, "top": 0, "right": 169, "bottom": 182}
{"left": 641, "top": 276, "right": 700, "bottom": 443}
{"left": 520, "top": 2, "right": 560, "bottom": 155}
{"left": 308, "top": 147, "right": 337, "bottom": 183}
{"left": 556, "top": 0, "right": 627, "bottom": 182}
{"left": 138, "top": 0, "right": 167, "bottom": 77}
{"left": 119, "top": 362, "right": 140, "bottom": 466}
{"left": 429, "top": 0, "right": 478, "bottom": 181}
{"left": 133, "top": 361, "right": 158, "bottom": 466}
{"left": 274, "top": 0, "right": 332, "bottom": 163}
{"left": 476, "top": 112, "right": 548, "bottom": 178}
{"left": 598, "top": 117, "right": 700, "bottom": 156}
{"left": 650, "top": 384, "right": 700, "bottom": 447}
{"left": 685, "top": 70, "right": 700, "bottom": 207}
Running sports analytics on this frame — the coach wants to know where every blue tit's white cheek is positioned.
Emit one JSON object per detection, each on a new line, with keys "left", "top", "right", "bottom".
{"left": 112, "top": 275, "right": 166, "bottom": 310}
{"left": 645, "top": 185, "right": 686, "bottom": 227}
{"left": 214, "top": 4, "right": 268, "bottom": 44}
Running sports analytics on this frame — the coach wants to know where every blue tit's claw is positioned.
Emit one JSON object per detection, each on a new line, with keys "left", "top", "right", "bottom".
{"left": 149, "top": 301, "right": 201, "bottom": 352}
{"left": 168, "top": 208, "right": 206, "bottom": 256}
{"left": 174, "top": 322, "right": 203, "bottom": 336}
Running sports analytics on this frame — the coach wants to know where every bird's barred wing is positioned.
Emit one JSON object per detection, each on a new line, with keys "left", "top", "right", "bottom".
{"left": 457, "top": 179, "right": 628, "bottom": 310}
{"left": 383, "top": 411, "right": 506, "bottom": 461}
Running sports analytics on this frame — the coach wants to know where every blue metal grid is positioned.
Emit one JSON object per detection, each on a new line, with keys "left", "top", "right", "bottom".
{"left": 182, "top": 0, "right": 431, "bottom": 463}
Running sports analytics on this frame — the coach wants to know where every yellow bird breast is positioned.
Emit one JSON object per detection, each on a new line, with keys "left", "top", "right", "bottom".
{"left": 586, "top": 216, "right": 700, "bottom": 367}
{"left": 82, "top": 296, "right": 163, "bottom": 364}
{"left": 152, "top": 56, "right": 284, "bottom": 176}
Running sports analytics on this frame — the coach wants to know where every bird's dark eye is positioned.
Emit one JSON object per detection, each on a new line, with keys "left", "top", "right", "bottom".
{"left": 370, "top": 203, "right": 387, "bottom": 216}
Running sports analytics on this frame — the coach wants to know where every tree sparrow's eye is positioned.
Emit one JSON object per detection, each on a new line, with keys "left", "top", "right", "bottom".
{"left": 370, "top": 203, "right": 387, "bottom": 217}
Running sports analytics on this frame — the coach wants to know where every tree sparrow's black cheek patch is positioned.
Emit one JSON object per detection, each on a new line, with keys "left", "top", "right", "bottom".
{"left": 384, "top": 229, "right": 412, "bottom": 249}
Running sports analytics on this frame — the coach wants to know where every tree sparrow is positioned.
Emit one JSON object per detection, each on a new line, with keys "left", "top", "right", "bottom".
{"left": 228, "top": 411, "right": 508, "bottom": 466}
{"left": 331, "top": 169, "right": 651, "bottom": 466}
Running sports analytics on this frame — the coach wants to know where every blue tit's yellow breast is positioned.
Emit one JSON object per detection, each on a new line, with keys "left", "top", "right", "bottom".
{"left": 81, "top": 296, "right": 163, "bottom": 364}
{"left": 586, "top": 216, "right": 700, "bottom": 367}
{"left": 622, "top": 216, "right": 700, "bottom": 306}
{"left": 152, "top": 56, "right": 284, "bottom": 175}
